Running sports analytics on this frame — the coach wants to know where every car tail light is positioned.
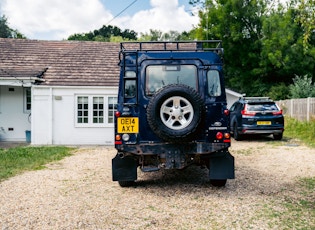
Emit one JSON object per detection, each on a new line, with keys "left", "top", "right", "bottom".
{"left": 224, "top": 109, "right": 230, "bottom": 116}
{"left": 224, "top": 133, "right": 230, "bottom": 139}
{"left": 115, "top": 111, "right": 121, "bottom": 117}
{"left": 241, "top": 110, "right": 256, "bottom": 116}
{"left": 241, "top": 105, "right": 256, "bottom": 116}
{"left": 216, "top": 132, "right": 223, "bottom": 140}
{"left": 272, "top": 110, "right": 282, "bottom": 115}
{"left": 115, "top": 135, "right": 121, "bottom": 141}
{"left": 115, "top": 135, "right": 122, "bottom": 145}
{"left": 223, "top": 132, "right": 231, "bottom": 143}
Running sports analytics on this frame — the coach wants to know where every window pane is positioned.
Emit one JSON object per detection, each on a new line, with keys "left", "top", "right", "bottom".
{"left": 247, "top": 103, "right": 279, "bottom": 111}
{"left": 124, "top": 80, "right": 136, "bottom": 98}
{"left": 108, "top": 97, "right": 117, "bottom": 123}
{"left": 207, "top": 70, "right": 221, "bottom": 96}
{"left": 25, "top": 88, "right": 31, "bottom": 111}
{"left": 77, "top": 96, "right": 88, "bottom": 123}
{"left": 93, "top": 96, "right": 104, "bottom": 123}
{"left": 146, "top": 65, "right": 197, "bottom": 95}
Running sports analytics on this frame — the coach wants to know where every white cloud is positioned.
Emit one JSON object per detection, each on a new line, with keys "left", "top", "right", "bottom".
{"left": 116, "top": 0, "right": 199, "bottom": 34}
{"left": 2, "top": 0, "right": 112, "bottom": 40}
{"left": 1, "top": 0, "right": 198, "bottom": 40}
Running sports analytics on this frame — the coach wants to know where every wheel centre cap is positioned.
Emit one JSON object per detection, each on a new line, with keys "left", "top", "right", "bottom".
{"left": 172, "top": 107, "right": 182, "bottom": 118}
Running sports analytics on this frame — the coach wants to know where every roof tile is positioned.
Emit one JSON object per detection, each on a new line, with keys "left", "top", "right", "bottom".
{"left": 0, "top": 38, "right": 120, "bottom": 86}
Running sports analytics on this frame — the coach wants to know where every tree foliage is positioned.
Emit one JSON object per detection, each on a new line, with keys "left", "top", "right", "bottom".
{"left": 295, "top": 0, "right": 315, "bottom": 50}
{"left": 138, "top": 29, "right": 196, "bottom": 41}
{"left": 0, "top": 15, "right": 26, "bottom": 39}
{"left": 289, "top": 75, "right": 315, "bottom": 98}
{"left": 192, "top": 0, "right": 315, "bottom": 99}
{"left": 68, "top": 25, "right": 137, "bottom": 41}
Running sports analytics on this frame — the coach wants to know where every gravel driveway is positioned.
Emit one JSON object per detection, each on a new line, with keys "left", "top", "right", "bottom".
{"left": 1, "top": 137, "right": 314, "bottom": 229}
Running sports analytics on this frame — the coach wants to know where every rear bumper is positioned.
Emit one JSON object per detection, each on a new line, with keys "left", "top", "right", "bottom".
{"left": 242, "top": 127, "right": 284, "bottom": 135}
{"left": 115, "top": 141, "right": 231, "bottom": 155}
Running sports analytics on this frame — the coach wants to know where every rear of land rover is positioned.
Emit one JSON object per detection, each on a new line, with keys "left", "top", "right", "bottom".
{"left": 112, "top": 41, "right": 234, "bottom": 187}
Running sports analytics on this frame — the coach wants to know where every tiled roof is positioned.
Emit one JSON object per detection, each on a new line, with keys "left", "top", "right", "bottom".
{"left": 0, "top": 38, "right": 120, "bottom": 86}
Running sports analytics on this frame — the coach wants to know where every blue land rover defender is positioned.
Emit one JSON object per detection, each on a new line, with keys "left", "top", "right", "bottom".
{"left": 112, "top": 41, "right": 234, "bottom": 187}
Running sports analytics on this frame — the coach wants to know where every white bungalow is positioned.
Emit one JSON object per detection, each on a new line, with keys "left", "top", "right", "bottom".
{"left": 0, "top": 38, "right": 242, "bottom": 145}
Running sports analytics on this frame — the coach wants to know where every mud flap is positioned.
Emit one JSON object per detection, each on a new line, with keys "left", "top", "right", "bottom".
{"left": 209, "top": 151, "right": 235, "bottom": 179}
{"left": 112, "top": 154, "right": 137, "bottom": 181}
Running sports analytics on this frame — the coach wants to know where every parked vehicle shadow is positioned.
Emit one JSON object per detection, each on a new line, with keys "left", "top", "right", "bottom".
{"left": 135, "top": 165, "right": 213, "bottom": 188}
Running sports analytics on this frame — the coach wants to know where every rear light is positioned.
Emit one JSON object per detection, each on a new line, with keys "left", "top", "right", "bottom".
{"left": 272, "top": 110, "right": 282, "bottom": 115}
{"left": 224, "top": 109, "right": 230, "bottom": 116}
{"left": 224, "top": 132, "right": 231, "bottom": 143}
{"left": 216, "top": 132, "right": 223, "bottom": 140}
{"left": 241, "top": 110, "right": 256, "bottom": 116}
{"left": 115, "top": 135, "right": 122, "bottom": 145}
{"left": 122, "top": 134, "right": 130, "bottom": 141}
{"left": 115, "top": 111, "right": 121, "bottom": 117}
{"left": 216, "top": 132, "right": 231, "bottom": 142}
{"left": 224, "top": 133, "right": 230, "bottom": 139}
{"left": 241, "top": 104, "right": 256, "bottom": 116}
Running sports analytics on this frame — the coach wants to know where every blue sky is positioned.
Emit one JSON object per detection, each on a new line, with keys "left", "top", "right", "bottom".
{"left": 0, "top": 0, "right": 199, "bottom": 40}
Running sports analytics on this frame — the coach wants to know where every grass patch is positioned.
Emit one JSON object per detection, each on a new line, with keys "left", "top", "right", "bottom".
{"left": 234, "top": 148, "right": 253, "bottom": 155}
{"left": 284, "top": 117, "right": 315, "bottom": 148}
{"left": 259, "top": 177, "right": 315, "bottom": 229}
{"left": 0, "top": 146, "right": 73, "bottom": 182}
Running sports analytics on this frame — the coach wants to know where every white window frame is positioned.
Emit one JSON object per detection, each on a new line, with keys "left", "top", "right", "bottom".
{"left": 75, "top": 95, "right": 117, "bottom": 127}
{"left": 24, "top": 87, "right": 32, "bottom": 113}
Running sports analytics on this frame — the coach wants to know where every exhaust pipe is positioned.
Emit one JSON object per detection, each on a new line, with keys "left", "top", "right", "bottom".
{"left": 118, "top": 152, "right": 125, "bottom": 158}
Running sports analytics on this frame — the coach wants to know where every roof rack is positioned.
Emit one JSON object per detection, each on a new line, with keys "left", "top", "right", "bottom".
{"left": 120, "top": 40, "right": 223, "bottom": 53}
{"left": 242, "top": 97, "right": 273, "bottom": 101}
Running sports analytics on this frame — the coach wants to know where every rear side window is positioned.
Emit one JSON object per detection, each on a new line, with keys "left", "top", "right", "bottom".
{"left": 207, "top": 70, "right": 221, "bottom": 96}
{"left": 146, "top": 65, "right": 197, "bottom": 95}
{"left": 124, "top": 79, "right": 136, "bottom": 98}
{"left": 247, "top": 103, "right": 279, "bottom": 111}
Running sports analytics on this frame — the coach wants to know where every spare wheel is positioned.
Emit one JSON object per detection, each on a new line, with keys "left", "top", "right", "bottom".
{"left": 147, "top": 84, "right": 205, "bottom": 142}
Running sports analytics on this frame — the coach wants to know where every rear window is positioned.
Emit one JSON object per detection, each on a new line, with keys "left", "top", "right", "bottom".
{"left": 207, "top": 70, "right": 221, "bottom": 96}
{"left": 247, "top": 103, "right": 279, "bottom": 111}
{"left": 146, "top": 65, "right": 197, "bottom": 95}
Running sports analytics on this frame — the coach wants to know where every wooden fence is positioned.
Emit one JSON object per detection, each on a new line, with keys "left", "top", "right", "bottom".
{"left": 276, "top": 97, "right": 315, "bottom": 122}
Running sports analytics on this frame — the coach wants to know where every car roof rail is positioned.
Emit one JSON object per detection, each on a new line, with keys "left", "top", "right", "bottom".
{"left": 120, "top": 40, "right": 223, "bottom": 54}
{"left": 241, "top": 97, "right": 273, "bottom": 102}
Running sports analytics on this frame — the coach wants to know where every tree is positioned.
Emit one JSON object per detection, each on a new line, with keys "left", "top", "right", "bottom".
{"left": 194, "top": 0, "right": 268, "bottom": 95}
{"left": 295, "top": 0, "right": 315, "bottom": 50}
{"left": 0, "top": 15, "right": 26, "bottom": 38}
{"left": 268, "top": 83, "right": 290, "bottom": 100}
{"left": 138, "top": 29, "right": 196, "bottom": 41}
{"left": 68, "top": 25, "right": 137, "bottom": 41}
{"left": 289, "top": 75, "right": 315, "bottom": 98}
{"left": 0, "top": 15, "right": 11, "bottom": 38}
{"left": 139, "top": 29, "right": 163, "bottom": 41}
{"left": 192, "top": 0, "right": 315, "bottom": 99}
{"left": 260, "top": 3, "right": 309, "bottom": 83}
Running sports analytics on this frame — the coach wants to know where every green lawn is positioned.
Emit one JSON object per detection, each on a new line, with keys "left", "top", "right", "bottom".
{"left": 284, "top": 117, "right": 315, "bottom": 148}
{"left": 0, "top": 146, "right": 73, "bottom": 181}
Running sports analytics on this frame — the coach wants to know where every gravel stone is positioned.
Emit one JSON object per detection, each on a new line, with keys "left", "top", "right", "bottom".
{"left": 0, "top": 138, "right": 314, "bottom": 229}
